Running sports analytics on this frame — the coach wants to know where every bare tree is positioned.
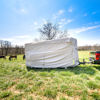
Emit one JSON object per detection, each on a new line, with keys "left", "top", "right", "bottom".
{"left": 0, "top": 40, "right": 11, "bottom": 55}
{"left": 39, "top": 22, "right": 58, "bottom": 40}
{"left": 0, "top": 40, "right": 25, "bottom": 55}
{"left": 58, "top": 30, "right": 68, "bottom": 39}
{"left": 4, "top": 41, "right": 11, "bottom": 56}
{"left": 0, "top": 40, "right": 4, "bottom": 55}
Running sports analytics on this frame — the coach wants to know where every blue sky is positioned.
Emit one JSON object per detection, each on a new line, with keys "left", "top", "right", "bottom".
{"left": 0, "top": 0, "right": 100, "bottom": 46}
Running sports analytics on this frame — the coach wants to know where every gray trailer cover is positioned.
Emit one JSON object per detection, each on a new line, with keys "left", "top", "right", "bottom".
{"left": 25, "top": 38, "right": 79, "bottom": 68}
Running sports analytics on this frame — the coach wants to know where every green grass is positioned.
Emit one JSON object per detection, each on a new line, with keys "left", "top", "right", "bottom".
{"left": 87, "top": 81, "right": 100, "bottom": 89}
{"left": 0, "top": 52, "right": 100, "bottom": 100}
{"left": 90, "top": 92, "right": 100, "bottom": 100}
{"left": 60, "top": 97, "right": 67, "bottom": 100}
{"left": 16, "top": 82, "right": 28, "bottom": 90}
{"left": 10, "top": 93, "right": 23, "bottom": 100}
{"left": 43, "top": 88, "right": 57, "bottom": 98}
{"left": 0, "top": 91, "right": 12, "bottom": 99}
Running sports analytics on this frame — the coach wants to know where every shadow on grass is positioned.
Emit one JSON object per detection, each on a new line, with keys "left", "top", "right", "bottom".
{"left": 26, "top": 64, "right": 100, "bottom": 75}
{"left": 67, "top": 65, "right": 96, "bottom": 75}
{"left": 93, "top": 65, "right": 100, "bottom": 71}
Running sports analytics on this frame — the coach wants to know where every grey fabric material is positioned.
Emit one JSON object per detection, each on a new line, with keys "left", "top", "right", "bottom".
{"left": 25, "top": 38, "right": 79, "bottom": 68}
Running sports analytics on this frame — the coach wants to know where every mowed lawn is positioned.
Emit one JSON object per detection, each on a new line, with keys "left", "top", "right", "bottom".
{"left": 0, "top": 51, "right": 100, "bottom": 100}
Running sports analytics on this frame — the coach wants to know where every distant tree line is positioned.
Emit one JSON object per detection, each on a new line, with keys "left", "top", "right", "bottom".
{"left": 1, "top": 40, "right": 100, "bottom": 56}
{"left": 78, "top": 45, "right": 100, "bottom": 51}
{"left": 0, "top": 40, "right": 24, "bottom": 56}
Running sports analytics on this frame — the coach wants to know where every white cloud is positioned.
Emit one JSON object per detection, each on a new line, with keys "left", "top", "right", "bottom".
{"left": 30, "top": 19, "right": 48, "bottom": 32}
{"left": 20, "top": 8, "right": 27, "bottom": 14}
{"left": 42, "top": 18, "right": 48, "bottom": 24}
{"left": 67, "top": 19, "right": 73, "bottom": 24}
{"left": 14, "top": 8, "right": 28, "bottom": 14}
{"left": 58, "top": 10, "right": 65, "bottom": 15}
{"left": 53, "top": 9, "right": 65, "bottom": 19}
{"left": 68, "top": 25, "right": 100, "bottom": 36}
{"left": 59, "top": 18, "right": 73, "bottom": 28}
{"left": 68, "top": 7, "right": 73, "bottom": 12}
{"left": 30, "top": 22, "right": 39, "bottom": 31}
{"left": 33, "top": 22, "right": 38, "bottom": 26}
{"left": 31, "top": 19, "right": 48, "bottom": 30}
{"left": 12, "top": 0, "right": 28, "bottom": 14}
{"left": 68, "top": 25, "right": 100, "bottom": 46}
{"left": 53, "top": 15, "right": 58, "bottom": 19}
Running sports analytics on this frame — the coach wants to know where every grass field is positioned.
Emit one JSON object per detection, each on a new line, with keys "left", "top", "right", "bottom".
{"left": 0, "top": 51, "right": 100, "bottom": 100}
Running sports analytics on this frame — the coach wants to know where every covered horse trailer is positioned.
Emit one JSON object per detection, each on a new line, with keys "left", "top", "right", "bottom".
{"left": 25, "top": 38, "right": 79, "bottom": 68}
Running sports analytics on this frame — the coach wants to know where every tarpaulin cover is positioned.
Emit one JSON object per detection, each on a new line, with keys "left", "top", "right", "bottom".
{"left": 25, "top": 38, "right": 79, "bottom": 68}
